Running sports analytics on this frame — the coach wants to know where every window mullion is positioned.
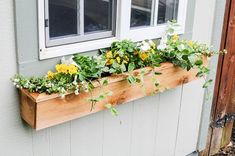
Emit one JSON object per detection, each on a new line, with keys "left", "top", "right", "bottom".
{"left": 150, "top": 0, "right": 156, "bottom": 26}
{"left": 79, "top": 0, "right": 84, "bottom": 36}
{"left": 153, "top": 0, "right": 159, "bottom": 26}
{"left": 116, "top": 0, "right": 132, "bottom": 39}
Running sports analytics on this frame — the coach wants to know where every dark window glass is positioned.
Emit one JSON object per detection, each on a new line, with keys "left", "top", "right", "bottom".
{"left": 49, "top": 0, "right": 77, "bottom": 38}
{"left": 130, "top": 0, "right": 153, "bottom": 27}
{"left": 84, "top": 0, "right": 113, "bottom": 33}
{"left": 157, "top": 0, "right": 179, "bottom": 24}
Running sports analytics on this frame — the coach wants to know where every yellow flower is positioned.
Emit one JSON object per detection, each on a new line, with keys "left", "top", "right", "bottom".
{"left": 68, "top": 64, "right": 78, "bottom": 75}
{"left": 124, "top": 55, "right": 129, "bottom": 61}
{"left": 47, "top": 71, "right": 54, "bottom": 79}
{"left": 139, "top": 53, "right": 149, "bottom": 61}
{"left": 113, "top": 51, "right": 118, "bottom": 57}
{"left": 123, "top": 60, "right": 128, "bottom": 64}
{"left": 172, "top": 34, "right": 179, "bottom": 42}
{"left": 188, "top": 41, "right": 193, "bottom": 47}
{"left": 56, "top": 64, "right": 68, "bottom": 74}
{"left": 105, "top": 51, "right": 113, "bottom": 59}
{"left": 116, "top": 57, "right": 121, "bottom": 64}
{"left": 106, "top": 59, "right": 114, "bottom": 65}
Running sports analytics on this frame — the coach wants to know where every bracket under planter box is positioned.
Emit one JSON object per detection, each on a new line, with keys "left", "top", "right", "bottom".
{"left": 19, "top": 60, "right": 208, "bottom": 130}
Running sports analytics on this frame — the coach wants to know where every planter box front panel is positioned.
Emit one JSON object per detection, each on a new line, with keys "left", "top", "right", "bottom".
{"left": 20, "top": 62, "right": 204, "bottom": 130}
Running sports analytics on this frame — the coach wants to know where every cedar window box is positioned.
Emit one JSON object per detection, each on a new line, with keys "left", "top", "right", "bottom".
{"left": 20, "top": 60, "right": 208, "bottom": 130}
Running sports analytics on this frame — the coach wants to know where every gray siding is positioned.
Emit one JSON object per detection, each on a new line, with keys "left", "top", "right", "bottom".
{"left": 0, "top": 0, "right": 224, "bottom": 156}
{"left": 197, "top": 0, "right": 226, "bottom": 151}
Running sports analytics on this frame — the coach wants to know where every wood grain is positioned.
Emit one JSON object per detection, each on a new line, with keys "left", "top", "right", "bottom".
{"left": 19, "top": 61, "right": 207, "bottom": 130}
{"left": 201, "top": 0, "right": 235, "bottom": 155}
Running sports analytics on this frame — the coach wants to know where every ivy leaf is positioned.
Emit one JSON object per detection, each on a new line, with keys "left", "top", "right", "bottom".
{"left": 195, "top": 60, "right": 203, "bottom": 66}
{"left": 106, "top": 91, "right": 113, "bottom": 96}
{"left": 203, "top": 79, "right": 213, "bottom": 88}
{"left": 128, "top": 62, "right": 135, "bottom": 72}
{"left": 127, "top": 75, "right": 136, "bottom": 84}
{"left": 104, "top": 104, "right": 119, "bottom": 116}
{"left": 110, "top": 107, "right": 119, "bottom": 116}
{"left": 154, "top": 81, "right": 159, "bottom": 87}
{"left": 105, "top": 103, "right": 112, "bottom": 109}
{"left": 103, "top": 79, "right": 108, "bottom": 86}
{"left": 154, "top": 72, "right": 162, "bottom": 75}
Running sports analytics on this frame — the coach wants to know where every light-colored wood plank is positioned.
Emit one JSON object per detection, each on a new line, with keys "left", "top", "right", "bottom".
{"left": 20, "top": 91, "right": 36, "bottom": 129}
{"left": 50, "top": 123, "right": 71, "bottom": 156}
{"left": 103, "top": 103, "right": 133, "bottom": 156}
{"left": 130, "top": 95, "right": 160, "bottom": 156}
{"left": 70, "top": 112, "right": 103, "bottom": 156}
{"left": 20, "top": 59, "right": 208, "bottom": 130}
{"left": 32, "top": 129, "right": 51, "bottom": 156}
{"left": 175, "top": 79, "right": 205, "bottom": 156}
{"left": 155, "top": 86, "right": 183, "bottom": 156}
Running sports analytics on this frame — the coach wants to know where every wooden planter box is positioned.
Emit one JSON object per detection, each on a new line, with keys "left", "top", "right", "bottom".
{"left": 20, "top": 60, "right": 208, "bottom": 130}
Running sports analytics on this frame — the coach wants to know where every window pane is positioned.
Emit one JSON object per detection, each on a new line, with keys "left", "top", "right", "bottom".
{"left": 84, "top": 0, "right": 113, "bottom": 33}
{"left": 49, "top": 0, "right": 78, "bottom": 38}
{"left": 131, "top": 0, "right": 153, "bottom": 27}
{"left": 157, "top": 0, "right": 179, "bottom": 24}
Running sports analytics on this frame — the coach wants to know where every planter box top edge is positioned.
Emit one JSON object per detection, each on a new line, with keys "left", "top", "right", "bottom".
{"left": 20, "top": 62, "right": 175, "bottom": 103}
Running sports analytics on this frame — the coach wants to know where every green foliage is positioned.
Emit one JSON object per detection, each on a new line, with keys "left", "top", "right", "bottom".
{"left": 104, "top": 104, "right": 119, "bottom": 116}
{"left": 73, "top": 54, "right": 108, "bottom": 81}
{"left": 11, "top": 21, "right": 226, "bottom": 116}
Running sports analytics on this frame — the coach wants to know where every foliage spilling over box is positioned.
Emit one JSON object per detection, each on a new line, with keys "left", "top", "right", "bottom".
{"left": 20, "top": 61, "right": 207, "bottom": 130}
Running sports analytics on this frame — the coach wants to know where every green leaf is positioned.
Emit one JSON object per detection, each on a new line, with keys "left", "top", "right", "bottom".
{"left": 111, "top": 107, "right": 119, "bottom": 116}
{"left": 127, "top": 75, "right": 136, "bottom": 84}
{"left": 128, "top": 62, "right": 135, "bottom": 72}
{"left": 154, "top": 72, "right": 162, "bottom": 75}
{"left": 104, "top": 103, "right": 112, "bottom": 109}
{"left": 104, "top": 104, "right": 119, "bottom": 116}
{"left": 203, "top": 79, "right": 213, "bottom": 88}
{"left": 103, "top": 79, "right": 108, "bottom": 86}
{"left": 106, "top": 91, "right": 113, "bottom": 96}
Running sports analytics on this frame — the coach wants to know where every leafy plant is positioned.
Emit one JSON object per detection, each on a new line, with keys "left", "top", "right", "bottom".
{"left": 11, "top": 21, "right": 226, "bottom": 116}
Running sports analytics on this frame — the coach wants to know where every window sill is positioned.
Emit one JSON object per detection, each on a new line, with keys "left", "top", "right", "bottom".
{"left": 39, "top": 37, "right": 117, "bottom": 60}
{"left": 39, "top": 25, "right": 184, "bottom": 60}
{"left": 19, "top": 58, "right": 207, "bottom": 130}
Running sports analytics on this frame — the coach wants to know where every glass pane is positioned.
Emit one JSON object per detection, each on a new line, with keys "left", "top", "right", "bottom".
{"left": 49, "top": 0, "right": 78, "bottom": 38}
{"left": 131, "top": 0, "right": 153, "bottom": 27}
{"left": 157, "top": 0, "right": 179, "bottom": 24}
{"left": 84, "top": 0, "right": 113, "bottom": 33}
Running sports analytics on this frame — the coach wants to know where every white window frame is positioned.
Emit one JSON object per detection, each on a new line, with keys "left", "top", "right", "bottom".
{"left": 38, "top": 0, "right": 188, "bottom": 60}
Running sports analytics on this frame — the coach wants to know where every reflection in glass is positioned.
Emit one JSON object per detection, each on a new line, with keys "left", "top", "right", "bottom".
{"left": 84, "top": 0, "right": 113, "bottom": 33}
{"left": 49, "top": 0, "right": 78, "bottom": 38}
{"left": 131, "top": 0, "right": 153, "bottom": 27}
{"left": 157, "top": 0, "right": 179, "bottom": 24}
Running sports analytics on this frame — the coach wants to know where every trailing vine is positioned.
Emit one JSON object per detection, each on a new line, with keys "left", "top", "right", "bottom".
{"left": 12, "top": 21, "right": 226, "bottom": 116}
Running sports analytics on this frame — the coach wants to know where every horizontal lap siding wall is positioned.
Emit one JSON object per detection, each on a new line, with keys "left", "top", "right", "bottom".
{"left": 0, "top": 0, "right": 217, "bottom": 156}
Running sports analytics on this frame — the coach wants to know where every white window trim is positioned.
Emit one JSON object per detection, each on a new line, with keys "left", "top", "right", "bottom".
{"left": 38, "top": 0, "right": 188, "bottom": 60}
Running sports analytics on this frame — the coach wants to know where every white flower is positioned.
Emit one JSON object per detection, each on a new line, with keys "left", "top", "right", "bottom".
{"left": 60, "top": 94, "right": 65, "bottom": 99}
{"left": 61, "top": 56, "right": 78, "bottom": 66}
{"left": 140, "top": 41, "right": 151, "bottom": 51}
{"left": 157, "top": 36, "right": 168, "bottom": 50}
{"left": 158, "top": 44, "right": 167, "bottom": 50}
{"left": 74, "top": 90, "right": 79, "bottom": 95}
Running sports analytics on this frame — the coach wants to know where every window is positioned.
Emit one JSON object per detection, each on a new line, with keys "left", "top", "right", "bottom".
{"left": 157, "top": 0, "right": 179, "bottom": 24}
{"left": 46, "top": 0, "right": 116, "bottom": 46}
{"left": 131, "top": 0, "right": 154, "bottom": 27}
{"left": 38, "top": 0, "right": 187, "bottom": 59}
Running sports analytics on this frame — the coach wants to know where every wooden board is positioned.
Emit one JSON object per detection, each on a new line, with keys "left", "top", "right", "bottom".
{"left": 201, "top": 0, "right": 235, "bottom": 155}
{"left": 19, "top": 61, "right": 207, "bottom": 130}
